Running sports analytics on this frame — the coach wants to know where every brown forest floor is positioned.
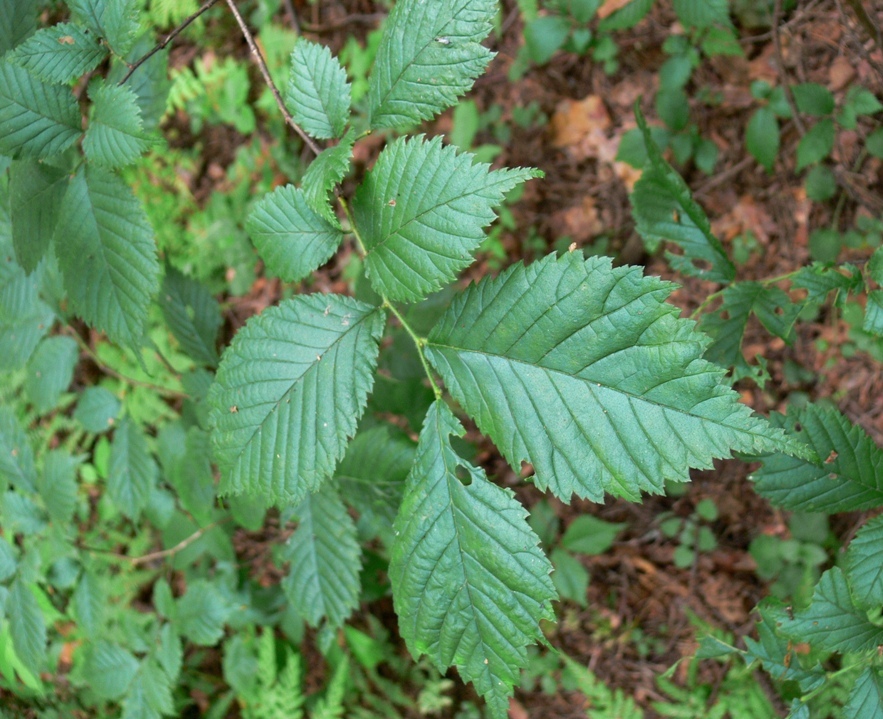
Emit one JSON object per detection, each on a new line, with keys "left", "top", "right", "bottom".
{"left": 196, "top": 1, "right": 883, "bottom": 717}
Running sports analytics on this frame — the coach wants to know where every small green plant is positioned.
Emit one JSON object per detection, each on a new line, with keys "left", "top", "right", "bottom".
{"left": 659, "top": 496, "right": 719, "bottom": 569}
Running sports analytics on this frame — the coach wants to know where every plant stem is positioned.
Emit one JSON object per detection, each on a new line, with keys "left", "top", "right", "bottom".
{"left": 223, "top": 0, "right": 322, "bottom": 157}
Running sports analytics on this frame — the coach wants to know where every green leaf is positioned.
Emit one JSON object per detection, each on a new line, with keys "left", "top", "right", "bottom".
{"left": 301, "top": 128, "right": 355, "bottom": 227}
{"left": 368, "top": 0, "right": 496, "bottom": 129}
{"left": 353, "top": 135, "right": 540, "bottom": 303}
{"left": 672, "top": 0, "right": 730, "bottom": 28}
{"left": 74, "top": 386, "right": 121, "bottom": 433}
{"left": 108, "top": 416, "right": 158, "bottom": 520}
{"left": 0, "top": 535, "right": 16, "bottom": 581}
{"left": 796, "top": 118, "right": 835, "bottom": 170}
{"left": 158, "top": 264, "right": 221, "bottom": 367}
{"left": 208, "top": 295, "right": 385, "bottom": 506}
{"left": 700, "top": 282, "right": 799, "bottom": 371}
{"left": 0, "top": 61, "right": 81, "bottom": 159}
{"left": 0, "top": 265, "right": 55, "bottom": 372}
{"left": 107, "top": 35, "right": 170, "bottom": 133}
{"left": 1, "top": 491, "right": 46, "bottom": 534}
{"left": 281, "top": 485, "right": 361, "bottom": 629}
{"left": 792, "top": 83, "right": 834, "bottom": 116}
{"left": 81, "top": 640, "right": 139, "bottom": 700}
{"left": 9, "top": 159, "right": 68, "bottom": 274}
{"left": 83, "top": 82, "right": 152, "bottom": 168}
{"left": 804, "top": 164, "right": 837, "bottom": 201}
{"left": 550, "top": 548, "right": 589, "bottom": 607}
{"left": 746, "top": 107, "right": 779, "bottom": 172}
{"left": 336, "top": 424, "right": 415, "bottom": 527}
{"left": 157, "top": 624, "right": 182, "bottom": 682}
{"left": 0, "top": 0, "right": 36, "bottom": 54}
{"left": 0, "top": 407, "right": 36, "bottom": 492}
{"left": 751, "top": 404, "right": 883, "bottom": 513}
{"left": 599, "top": 0, "right": 654, "bottom": 31}
{"left": 24, "top": 335, "right": 78, "bottom": 413}
{"left": 37, "top": 449, "right": 79, "bottom": 524}
{"left": 8, "top": 23, "right": 107, "bottom": 84}
{"left": 843, "top": 668, "right": 883, "bottom": 719}
{"left": 631, "top": 108, "right": 735, "bottom": 283}
{"left": 561, "top": 515, "right": 626, "bottom": 555}
{"left": 99, "top": 0, "right": 139, "bottom": 56}
{"left": 66, "top": 0, "right": 104, "bottom": 37}
{"left": 426, "top": 253, "right": 813, "bottom": 503}
{"left": 167, "top": 427, "right": 215, "bottom": 525}
{"left": 390, "top": 401, "right": 556, "bottom": 718}
{"left": 286, "top": 39, "right": 351, "bottom": 139}
{"left": 8, "top": 580, "right": 46, "bottom": 675}
{"left": 176, "top": 580, "right": 228, "bottom": 646}
{"left": 523, "top": 16, "right": 570, "bottom": 65}
{"left": 137, "top": 658, "right": 174, "bottom": 716}
{"left": 792, "top": 262, "right": 863, "bottom": 309}
{"left": 245, "top": 185, "right": 343, "bottom": 283}
{"left": 55, "top": 166, "right": 160, "bottom": 347}
{"left": 863, "top": 291, "right": 883, "bottom": 336}
{"left": 778, "top": 567, "right": 883, "bottom": 652}
{"left": 845, "top": 514, "right": 883, "bottom": 610}
{"left": 71, "top": 570, "right": 105, "bottom": 636}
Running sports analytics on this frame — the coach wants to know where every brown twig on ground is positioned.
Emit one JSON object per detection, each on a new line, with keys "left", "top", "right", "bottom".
{"left": 843, "top": 0, "right": 883, "bottom": 49}
{"left": 119, "top": 0, "right": 221, "bottom": 86}
{"left": 222, "top": 0, "right": 322, "bottom": 156}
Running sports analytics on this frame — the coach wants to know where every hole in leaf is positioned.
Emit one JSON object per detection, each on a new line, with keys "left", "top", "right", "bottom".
{"left": 455, "top": 465, "right": 472, "bottom": 486}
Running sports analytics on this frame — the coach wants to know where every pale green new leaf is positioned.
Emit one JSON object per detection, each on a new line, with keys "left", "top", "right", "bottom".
{"left": 158, "top": 264, "right": 221, "bottom": 366}
{"left": 353, "top": 135, "right": 540, "bottom": 302}
{"left": 82, "top": 640, "right": 139, "bottom": 700}
{"left": 8, "top": 23, "right": 107, "bottom": 84}
{"left": 285, "top": 38, "right": 351, "bottom": 139}
{"left": 137, "top": 659, "right": 174, "bottom": 716}
{"left": 843, "top": 669, "right": 883, "bottom": 719}
{"left": 281, "top": 485, "right": 361, "bottom": 629}
{"left": 631, "top": 108, "right": 735, "bottom": 283}
{"left": 245, "top": 185, "right": 343, "bottom": 283}
{"left": 845, "top": 514, "right": 883, "bottom": 609}
{"left": 0, "top": 0, "right": 35, "bottom": 54}
{"left": 390, "top": 401, "right": 556, "bottom": 718}
{"left": 55, "top": 166, "right": 159, "bottom": 347}
{"left": 8, "top": 580, "right": 46, "bottom": 675}
{"left": 10, "top": 159, "right": 68, "bottom": 274}
{"left": 108, "top": 416, "right": 158, "bottom": 520}
{"left": 0, "top": 407, "right": 36, "bottom": 492}
{"left": 37, "top": 449, "right": 79, "bottom": 524}
{"left": 25, "top": 335, "right": 78, "bottom": 413}
{"left": 426, "top": 253, "right": 813, "bottom": 503}
{"left": 84, "top": 82, "right": 151, "bottom": 168}
{"left": 301, "top": 128, "right": 355, "bottom": 227}
{"left": 751, "top": 404, "right": 883, "bottom": 512}
{"left": 778, "top": 567, "right": 883, "bottom": 653}
{"left": 0, "top": 61, "right": 81, "bottom": 159}
{"left": 368, "top": 0, "right": 496, "bottom": 129}
{"left": 71, "top": 570, "right": 105, "bottom": 636}
{"left": 176, "top": 580, "right": 228, "bottom": 646}
{"left": 208, "top": 295, "right": 385, "bottom": 506}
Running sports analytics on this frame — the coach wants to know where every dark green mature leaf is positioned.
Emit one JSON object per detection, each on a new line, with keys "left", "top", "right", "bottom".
{"left": 286, "top": 38, "right": 351, "bottom": 139}
{"left": 632, "top": 109, "right": 735, "bottom": 283}
{"left": 301, "top": 128, "right": 355, "bottom": 226}
{"left": 108, "top": 416, "right": 157, "bottom": 520}
{"left": 368, "top": 0, "right": 496, "bottom": 129}
{"left": 159, "top": 265, "right": 221, "bottom": 367}
{"left": 81, "top": 640, "right": 139, "bottom": 700}
{"left": 0, "top": 0, "right": 35, "bottom": 54}
{"left": 37, "top": 449, "right": 79, "bottom": 524}
{"left": 845, "top": 514, "right": 883, "bottom": 610}
{"left": 863, "top": 291, "right": 883, "bottom": 336}
{"left": 778, "top": 567, "right": 883, "bottom": 653}
{"left": 844, "top": 669, "right": 883, "bottom": 719}
{"left": 427, "top": 253, "right": 813, "bottom": 503}
{"left": 0, "top": 61, "right": 81, "bottom": 159}
{"left": 99, "top": 0, "right": 138, "bottom": 56}
{"left": 353, "top": 135, "right": 539, "bottom": 302}
{"left": 390, "top": 402, "right": 556, "bottom": 718}
{"left": 74, "top": 386, "right": 121, "bottom": 432}
{"left": 746, "top": 107, "right": 779, "bottom": 172}
{"left": 281, "top": 485, "right": 361, "bottom": 629}
{"left": 55, "top": 166, "right": 159, "bottom": 347}
{"left": 751, "top": 404, "right": 883, "bottom": 512}
{"left": 0, "top": 408, "right": 35, "bottom": 492}
{"left": 9, "top": 159, "right": 68, "bottom": 274}
{"left": 208, "top": 295, "right": 385, "bottom": 506}
{"left": 792, "top": 83, "right": 835, "bottom": 117}
{"left": 177, "top": 580, "right": 228, "bottom": 646}
{"left": 66, "top": 0, "right": 106, "bottom": 37}
{"left": 245, "top": 185, "right": 343, "bottom": 283}
{"left": 25, "top": 335, "right": 78, "bottom": 412}
{"left": 796, "top": 118, "right": 835, "bottom": 170}
{"left": 673, "top": 0, "right": 730, "bottom": 27}
{"left": 8, "top": 23, "right": 107, "bottom": 84}
{"left": 8, "top": 580, "right": 46, "bottom": 675}
{"left": 83, "top": 82, "right": 151, "bottom": 168}
{"left": 792, "top": 262, "right": 863, "bottom": 309}
{"left": 108, "top": 35, "right": 170, "bottom": 133}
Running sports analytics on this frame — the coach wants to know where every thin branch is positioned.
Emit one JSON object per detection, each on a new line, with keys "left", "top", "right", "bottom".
{"left": 223, "top": 0, "right": 322, "bottom": 156}
{"left": 843, "top": 0, "right": 883, "bottom": 49}
{"left": 119, "top": 0, "right": 221, "bottom": 86}
{"left": 281, "top": 0, "right": 301, "bottom": 33}
{"left": 772, "top": 0, "right": 806, "bottom": 135}
{"left": 129, "top": 519, "right": 228, "bottom": 566}
{"left": 300, "top": 12, "right": 385, "bottom": 34}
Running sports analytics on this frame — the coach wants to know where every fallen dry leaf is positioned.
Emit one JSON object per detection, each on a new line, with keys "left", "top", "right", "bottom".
{"left": 598, "top": 0, "right": 635, "bottom": 19}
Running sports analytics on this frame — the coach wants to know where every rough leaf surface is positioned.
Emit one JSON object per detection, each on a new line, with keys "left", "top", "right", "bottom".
{"left": 83, "top": 82, "right": 151, "bottom": 168}
{"left": 427, "top": 253, "right": 814, "bottom": 503}
{"left": 108, "top": 416, "right": 157, "bottom": 521}
{"left": 8, "top": 22, "right": 107, "bottom": 84}
{"left": 10, "top": 159, "right": 68, "bottom": 273}
{"left": 159, "top": 264, "right": 221, "bottom": 367}
{"left": 208, "top": 295, "right": 385, "bottom": 506}
{"left": 368, "top": 0, "right": 496, "bottom": 129}
{"left": 301, "top": 128, "right": 355, "bottom": 227}
{"left": 285, "top": 38, "right": 351, "bottom": 139}
{"left": 390, "top": 402, "right": 555, "bottom": 718}
{"left": 846, "top": 514, "right": 883, "bottom": 610}
{"left": 353, "top": 135, "right": 539, "bottom": 302}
